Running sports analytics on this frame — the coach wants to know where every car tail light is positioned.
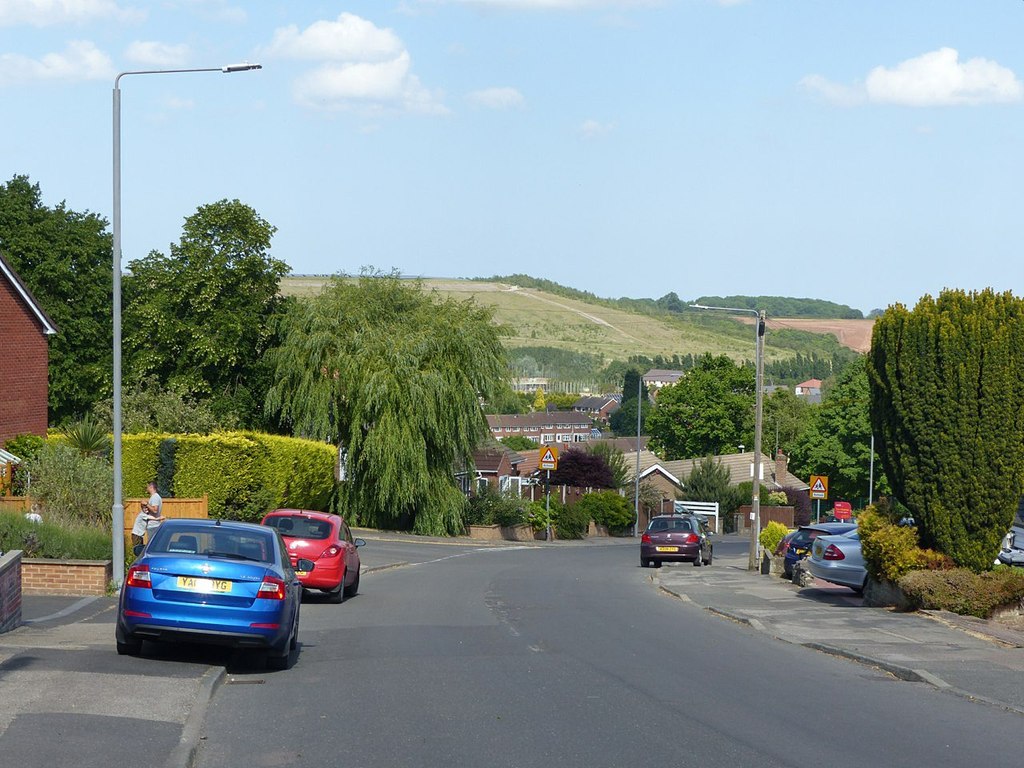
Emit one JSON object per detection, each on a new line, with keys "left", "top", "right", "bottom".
{"left": 641, "top": 533, "right": 651, "bottom": 544}
{"left": 126, "top": 564, "right": 152, "bottom": 589}
{"left": 776, "top": 538, "right": 791, "bottom": 556}
{"left": 257, "top": 577, "right": 287, "bottom": 600}
{"left": 319, "top": 545, "right": 342, "bottom": 559}
{"left": 685, "top": 533, "right": 699, "bottom": 544}
{"left": 823, "top": 544, "right": 846, "bottom": 561}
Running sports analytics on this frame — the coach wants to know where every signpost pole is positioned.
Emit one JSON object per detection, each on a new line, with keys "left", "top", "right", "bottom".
{"left": 545, "top": 469, "right": 552, "bottom": 542}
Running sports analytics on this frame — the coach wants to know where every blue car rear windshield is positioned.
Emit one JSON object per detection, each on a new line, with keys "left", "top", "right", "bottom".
{"left": 265, "top": 515, "right": 332, "bottom": 540}
{"left": 148, "top": 525, "right": 274, "bottom": 562}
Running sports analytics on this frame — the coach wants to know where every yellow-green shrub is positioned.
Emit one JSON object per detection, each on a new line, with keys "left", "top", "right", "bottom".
{"left": 859, "top": 508, "right": 944, "bottom": 583}
{"left": 122, "top": 433, "right": 163, "bottom": 498}
{"left": 240, "top": 432, "right": 335, "bottom": 511}
{"left": 759, "top": 521, "right": 789, "bottom": 554}
{"left": 900, "top": 568, "right": 1024, "bottom": 618}
{"left": 172, "top": 433, "right": 270, "bottom": 521}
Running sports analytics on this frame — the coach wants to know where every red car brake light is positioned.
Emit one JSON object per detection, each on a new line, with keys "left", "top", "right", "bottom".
{"left": 685, "top": 533, "right": 699, "bottom": 544}
{"left": 319, "top": 545, "right": 342, "bottom": 559}
{"left": 641, "top": 533, "right": 651, "bottom": 544}
{"left": 257, "top": 577, "right": 287, "bottom": 600}
{"left": 823, "top": 544, "right": 846, "bottom": 561}
{"left": 126, "top": 564, "right": 151, "bottom": 589}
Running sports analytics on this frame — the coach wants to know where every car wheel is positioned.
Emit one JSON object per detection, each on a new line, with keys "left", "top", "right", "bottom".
{"left": 116, "top": 637, "right": 142, "bottom": 656}
{"left": 640, "top": 558, "right": 650, "bottom": 568}
{"left": 705, "top": 548, "right": 713, "bottom": 566}
{"left": 692, "top": 552, "right": 703, "bottom": 567}
{"left": 327, "top": 571, "right": 346, "bottom": 604}
{"left": 653, "top": 560, "right": 662, "bottom": 568}
{"left": 343, "top": 569, "right": 360, "bottom": 598}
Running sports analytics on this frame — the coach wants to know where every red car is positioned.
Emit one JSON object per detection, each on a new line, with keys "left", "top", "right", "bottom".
{"left": 261, "top": 510, "right": 364, "bottom": 603}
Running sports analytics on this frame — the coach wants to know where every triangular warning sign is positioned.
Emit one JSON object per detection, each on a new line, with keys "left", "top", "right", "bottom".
{"left": 540, "top": 448, "right": 555, "bottom": 463}
{"left": 811, "top": 478, "right": 826, "bottom": 492}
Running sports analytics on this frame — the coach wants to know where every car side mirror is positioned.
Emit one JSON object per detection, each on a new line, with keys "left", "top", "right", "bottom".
{"left": 354, "top": 538, "right": 366, "bottom": 548}
{"left": 132, "top": 544, "right": 145, "bottom": 557}
{"left": 296, "top": 558, "right": 315, "bottom": 573}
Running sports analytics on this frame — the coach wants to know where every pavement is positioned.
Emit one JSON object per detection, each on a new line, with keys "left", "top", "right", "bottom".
{"left": 655, "top": 536, "right": 1024, "bottom": 716}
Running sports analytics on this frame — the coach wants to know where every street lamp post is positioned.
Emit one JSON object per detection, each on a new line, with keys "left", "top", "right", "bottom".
{"left": 690, "top": 303, "right": 767, "bottom": 571}
{"left": 111, "top": 63, "right": 261, "bottom": 586}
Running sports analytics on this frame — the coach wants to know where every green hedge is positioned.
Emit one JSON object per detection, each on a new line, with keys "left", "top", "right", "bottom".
{"left": 122, "top": 433, "right": 163, "bottom": 497}
{"left": 172, "top": 433, "right": 271, "bottom": 521}
{"left": 241, "top": 432, "right": 335, "bottom": 511}
{"left": 899, "top": 568, "right": 1024, "bottom": 619}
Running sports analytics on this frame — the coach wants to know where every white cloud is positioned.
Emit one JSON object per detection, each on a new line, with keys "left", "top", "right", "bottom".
{"left": 125, "top": 41, "right": 190, "bottom": 68}
{"left": 293, "top": 52, "right": 447, "bottom": 115}
{"left": 468, "top": 86, "right": 524, "bottom": 109}
{"left": 264, "top": 13, "right": 403, "bottom": 63}
{"left": 267, "top": 13, "right": 445, "bottom": 115}
{"left": 802, "top": 47, "right": 1023, "bottom": 107}
{"left": 0, "top": 40, "right": 113, "bottom": 85}
{"left": 0, "top": 0, "right": 137, "bottom": 26}
{"left": 580, "top": 118, "right": 614, "bottom": 138}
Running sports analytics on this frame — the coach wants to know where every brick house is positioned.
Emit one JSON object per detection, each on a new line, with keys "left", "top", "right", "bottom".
{"left": 0, "top": 253, "right": 57, "bottom": 445}
{"left": 571, "top": 394, "right": 620, "bottom": 423}
{"left": 486, "top": 412, "right": 593, "bottom": 445}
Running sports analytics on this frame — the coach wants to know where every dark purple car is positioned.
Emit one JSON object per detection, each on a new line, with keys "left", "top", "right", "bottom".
{"left": 640, "top": 514, "right": 713, "bottom": 568}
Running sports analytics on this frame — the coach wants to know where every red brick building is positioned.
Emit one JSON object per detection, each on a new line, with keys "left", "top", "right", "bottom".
{"left": 0, "top": 253, "right": 57, "bottom": 445}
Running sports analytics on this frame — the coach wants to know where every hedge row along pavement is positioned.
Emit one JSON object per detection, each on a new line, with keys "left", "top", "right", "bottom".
{"left": 122, "top": 431, "right": 335, "bottom": 521}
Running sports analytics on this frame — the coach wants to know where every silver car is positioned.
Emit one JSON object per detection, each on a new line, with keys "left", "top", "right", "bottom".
{"left": 806, "top": 530, "right": 867, "bottom": 594}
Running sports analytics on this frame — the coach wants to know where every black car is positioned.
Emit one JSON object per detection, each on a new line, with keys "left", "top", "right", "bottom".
{"left": 640, "top": 514, "right": 713, "bottom": 568}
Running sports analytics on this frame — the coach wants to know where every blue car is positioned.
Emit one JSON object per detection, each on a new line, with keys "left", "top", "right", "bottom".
{"left": 116, "top": 518, "right": 313, "bottom": 669}
{"left": 783, "top": 522, "right": 858, "bottom": 577}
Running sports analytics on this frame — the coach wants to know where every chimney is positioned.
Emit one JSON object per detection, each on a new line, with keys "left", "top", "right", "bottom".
{"left": 775, "top": 449, "right": 788, "bottom": 486}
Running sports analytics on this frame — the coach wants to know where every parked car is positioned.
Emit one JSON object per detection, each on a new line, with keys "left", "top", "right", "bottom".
{"left": 775, "top": 530, "right": 798, "bottom": 557}
{"left": 783, "top": 522, "right": 858, "bottom": 577}
{"left": 640, "top": 514, "right": 713, "bottom": 568}
{"left": 807, "top": 530, "right": 867, "bottom": 594}
{"left": 997, "top": 526, "right": 1024, "bottom": 567}
{"left": 116, "top": 518, "right": 310, "bottom": 670}
{"left": 261, "top": 509, "right": 364, "bottom": 603}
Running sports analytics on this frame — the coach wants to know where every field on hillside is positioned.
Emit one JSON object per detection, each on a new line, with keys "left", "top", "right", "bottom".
{"left": 281, "top": 276, "right": 870, "bottom": 362}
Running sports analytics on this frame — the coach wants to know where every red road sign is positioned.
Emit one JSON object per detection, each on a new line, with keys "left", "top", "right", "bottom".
{"left": 833, "top": 501, "right": 852, "bottom": 520}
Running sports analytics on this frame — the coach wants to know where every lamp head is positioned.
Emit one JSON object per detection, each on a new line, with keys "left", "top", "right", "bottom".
{"left": 222, "top": 62, "right": 262, "bottom": 73}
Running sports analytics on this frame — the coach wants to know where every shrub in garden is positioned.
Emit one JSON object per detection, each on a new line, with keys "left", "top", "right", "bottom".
{"left": 900, "top": 568, "right": 1024, "bottom": 619}
{"left": 554, "top": 501, "right": 591, "bottom": 539}
{"left": 465, "top": 485, "right": 527, "bottom": 528}
{"left": 859, "top": 508, "right": 949, "bottom": 583}
{"left": 574, "top": 491, "right": 634, "bottom": 532}
{"left": 759, "top": 521, "right": 790, "bottom": 554}
{"left": 784, "top": 486, "right": 812, "bottom": 526}
{"left": 23, "top": 443, "right": 112, "bottom": 526}
{"left": 0, "top": 512, "right": 111, "bottom": 560}
{"left": 765, "top": 491, "right": 789, "bottom": 506}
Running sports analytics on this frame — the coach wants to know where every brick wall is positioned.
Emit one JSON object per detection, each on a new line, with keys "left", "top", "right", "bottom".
{"left": 0, "top": 551, "right": 22, "bottom": 633}
{"left": 0, "top": 276, "right": 50, "bottom": 445}
{"left": 21, "top": 559, "right": 112, "bottom": 596}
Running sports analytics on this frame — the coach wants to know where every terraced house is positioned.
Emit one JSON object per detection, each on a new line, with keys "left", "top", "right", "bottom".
{"left": 486, "top": 413, "right": 593, "bottom": 445}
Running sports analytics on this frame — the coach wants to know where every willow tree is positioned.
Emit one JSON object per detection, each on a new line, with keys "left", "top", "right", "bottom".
{"left": 265, "top": 272, "right": 509, "bottom": 535}
{"left": 867, "top": 289, "right": 1024, "bottom": 571}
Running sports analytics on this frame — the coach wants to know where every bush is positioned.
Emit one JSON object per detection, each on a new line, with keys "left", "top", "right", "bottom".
{"left": 23, "top": 443, "right": 112, "bottom": 526}
{"left": 784, "top": 486, "right": 812, "bottom": 526}
{"left": 465, "top": 485, "right": 527, "bottom": 527}
{"left": 0, "top": 512, "right": 111, "bottom": 560}
{"left": 759, "top": 521, "right": 790, "bottom": 554}
{"left": 900, "top": 568, "right": 1024, "bottom": 619}
{"left": 859, "top": 507, "right": 951, "bottom": 582}
{"left": 554, "top": 501, "right": 590, "bottom": 539}
{"left": 526, "top": 500, "right": 553, "bottom": 532}
{"left": 574, "top": 491, "right": 634, "bottom": 531}
{"left": 122, "top": 433, "right": 163, "bottom": 499}
{"left": 765, "top": 491, "right": 789, "bottom": 506}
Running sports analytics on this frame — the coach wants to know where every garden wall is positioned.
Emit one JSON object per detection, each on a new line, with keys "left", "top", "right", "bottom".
{"left": 0, "top": 550, "right": 21, "bottom": 633}
{"left": 21, "top": 558, "right": 112, "bottom": 596}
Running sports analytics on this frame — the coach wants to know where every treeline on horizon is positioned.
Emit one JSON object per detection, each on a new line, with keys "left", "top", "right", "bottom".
{"left": 476, "top": 274, "right": 865, "bottom": 320}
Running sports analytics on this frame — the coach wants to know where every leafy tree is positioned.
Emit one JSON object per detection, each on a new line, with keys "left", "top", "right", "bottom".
{"left": 587, "top": 441, "right": 629, "bottom": 489}
{"left": 547, "top": 448, "right": 616, "bottom": 489}
{"left": 680, "top": 456, "right": 745, "bottom": 526}
{"left": 575, "top": 491, "right": 634, "bottom": 530}
{"left": 92, "top": 381, "right": 222, "bottom": 434}
{"left": 609, "top": 396, "right": 651, "bottom": 437}
{"left": 501, "top": 435, "right": 539, "bottom": 451}
{"left": 122, "top": 199, "right": 289, "bottom": 426}
{"left": 788, "top": 357, "right": 882, "bottom": 503}
{"left": 532, "top": 387, "right": 546, "bottom": 410}
{"left": 265, "top": 271, "right": 508, "bottom": 536}
{"left": 646, "top": 354, "right": 754, "bottom": 459}
{"left": 0, "top": 175, "right": 112, "bottom": 424}
{"left": 762, "top": 388, "right": 814, "bottom": 455}
{"left": 622, "top": 368, "right": 644, "bottom": 403}
{"left": 868, "top": 289, "right": 1024, "bottom": 572}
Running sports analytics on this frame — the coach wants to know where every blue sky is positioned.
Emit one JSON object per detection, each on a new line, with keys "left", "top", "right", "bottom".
{"left": 3, "top": 1, "right": 1024, "bottom": 313}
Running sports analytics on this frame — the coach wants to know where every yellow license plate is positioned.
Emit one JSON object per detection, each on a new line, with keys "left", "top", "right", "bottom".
{"left": 656, "top": 546, "right": 679, "bottom": 553}
{"left": 176, "top": 576, "right": 232, "bottom": 593}
{"left": 295, "top": 571, "right": 308, "bottom": 577}
{"left": 794, "top": 548, "right": 808, "bottom": 556}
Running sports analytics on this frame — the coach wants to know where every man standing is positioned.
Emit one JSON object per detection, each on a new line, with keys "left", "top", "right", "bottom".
{"left": 131, "top": 482, "right": 164, "bottom": 548}
{"left": 146, "top": 481, "right": 163, "bottom": 519}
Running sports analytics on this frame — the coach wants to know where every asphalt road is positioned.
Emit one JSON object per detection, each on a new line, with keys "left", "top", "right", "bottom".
{"left": 194, "top": 537, "right": 1021, "bottom": 768}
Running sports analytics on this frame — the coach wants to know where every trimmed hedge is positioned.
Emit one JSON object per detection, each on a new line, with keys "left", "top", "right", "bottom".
{"left": 240, "top": 432, "right": 335, "bottom": 512}
{"left": 122, "top": 433, "right": 163, "bottom": 497}
{"left": 900, "top": 568, "right": 1024, "bottom": 619}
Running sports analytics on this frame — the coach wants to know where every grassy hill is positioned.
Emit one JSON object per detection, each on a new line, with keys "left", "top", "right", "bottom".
{"left": 281, "top": 275, "right": 867, "bottom": 385}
